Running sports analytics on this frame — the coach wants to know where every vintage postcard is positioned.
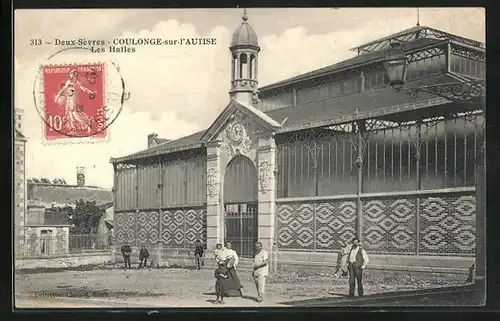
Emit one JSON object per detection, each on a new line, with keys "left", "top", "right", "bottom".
{"left": 13, "top": 8, "right": 485, "bottom": 308}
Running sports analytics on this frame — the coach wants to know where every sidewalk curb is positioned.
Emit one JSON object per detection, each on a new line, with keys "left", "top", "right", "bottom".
{"left": 287, "top": 283, "right": 479, "bottom": 306}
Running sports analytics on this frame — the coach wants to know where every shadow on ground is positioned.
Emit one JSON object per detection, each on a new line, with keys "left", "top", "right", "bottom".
{"left": 203, "top": 292, "right": 259, "bottom": 302}
{"left": 16, "top": 263, "right": 200, "bottom": 275}
{"left": 31, "top": 285, "right": 164, "bottom": 298}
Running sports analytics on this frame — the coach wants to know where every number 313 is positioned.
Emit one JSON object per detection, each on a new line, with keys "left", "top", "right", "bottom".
{"left": 30, "top": 39, "right": 42, "bottom": 46}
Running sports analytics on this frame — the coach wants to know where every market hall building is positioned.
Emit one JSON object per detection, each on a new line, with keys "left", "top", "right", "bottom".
{"left": 110, "top": 12, "right": 485, "bottom": 274}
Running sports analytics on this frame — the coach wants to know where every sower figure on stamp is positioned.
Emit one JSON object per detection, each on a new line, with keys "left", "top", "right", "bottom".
{"left": 138, "top": 245, "right": 150, "bottom": 268}
{"left": 194, "top": 240, "right": 205, "bottom": 270}
{"left": 347, "top": 237, "right": 369, "bottom": 297}
{"left": 120, "top": 244, "right": 132, "bottom": 269}
{"left": 54, "top": 69, "right": 96, "bottom": 134}
{"left": 252, "top": 241, "right": 269, "bottom": 303}
{"left": 214, "top": 262, "right": 229, "bottom": 304}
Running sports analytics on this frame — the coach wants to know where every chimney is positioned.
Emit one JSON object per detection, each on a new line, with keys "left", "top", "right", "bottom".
{"left": 148, "top": 133, "right": 158, "bottom": 148}
{"left": 76, "top": 166, "right": 85, "bottom": 187}
{"left": 15, "top": 108, "right": 23, "bottom": 133}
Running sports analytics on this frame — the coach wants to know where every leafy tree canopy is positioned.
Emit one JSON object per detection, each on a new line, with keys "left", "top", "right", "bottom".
{"left": 47, "top": 199, "right": 105, "bottom": 234}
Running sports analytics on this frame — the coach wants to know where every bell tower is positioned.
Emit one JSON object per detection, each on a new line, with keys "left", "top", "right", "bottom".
{"left": 229, "top": 9, "right": 261, "bottom": 106}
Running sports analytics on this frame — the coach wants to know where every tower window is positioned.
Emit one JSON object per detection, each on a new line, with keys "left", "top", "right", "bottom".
{"left": 250, "top": 54, "right": 256, "bottom": 79}
{"left": 231, "top": 54, "right": 237, "bottom": 81}
{"left": 239, "top": 53, "right": 248, "bottom": 79}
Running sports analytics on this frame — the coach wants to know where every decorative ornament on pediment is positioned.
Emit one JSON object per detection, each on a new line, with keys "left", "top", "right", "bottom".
{"left": 220, "top": 112, "right": 253, "bottom": 158}
{"left": 258, "top": 160, "right": 273, "bottom": 194}
{"left": 207, "top": 168, "right": 218, "bottom": 199}
{"left": 252, "top": 89, "right": 261, "bottom": 105}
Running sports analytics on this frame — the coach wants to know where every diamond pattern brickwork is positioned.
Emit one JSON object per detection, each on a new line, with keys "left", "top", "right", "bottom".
{"left": 362, "top": 198, "right": 416, "bottom": 253}
{"left": 160, "top": 207, "right": 206, "bottom": 248}
{"left": 115, "top": 212, "right": 136, "bottom": 245}
{"left": 277, "top": 202, "right": 315, "bottom": 250}
{"left": 136, "top": 211, "right": 159, "bottom": 246}
{"left": 419, "top": 195, "right": 475, "bottom": 255}
{"left": 277, "top": 200, "right": 356, "bottom": 251}
{"left": 315, "top": 201, "right": 357, "bottom": 250}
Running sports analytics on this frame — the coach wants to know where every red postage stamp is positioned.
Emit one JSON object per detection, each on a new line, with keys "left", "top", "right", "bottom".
{"left": 41, "top": 63, "right": 107, "bottom": 140}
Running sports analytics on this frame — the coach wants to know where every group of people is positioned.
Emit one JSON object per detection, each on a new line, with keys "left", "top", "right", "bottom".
{"left": 119, "top": 236, "right": 368, "bottom": 302}
{"left": 212, "top": 241, "right": 268, "bottom": 304}
{"left": 120, "top": 244, "right": 151, "bottom": 269}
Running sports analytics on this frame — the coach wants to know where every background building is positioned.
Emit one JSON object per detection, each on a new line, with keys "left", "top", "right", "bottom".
{"left": 17, "top": 169, "right": 114, "bottom": 257}
{"left": 14, "top": 108, "right": 28, "bottom": 244}
{"left": 27, "top": 168, "right": 113, "bottom": 208}
{"left": 110, "top": 13, "right": 485, "bottom": 275}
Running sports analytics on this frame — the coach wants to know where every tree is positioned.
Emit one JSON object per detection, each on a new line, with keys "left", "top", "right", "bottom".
{"left": 69, "top": 199, "right": 105, "bottom": 234}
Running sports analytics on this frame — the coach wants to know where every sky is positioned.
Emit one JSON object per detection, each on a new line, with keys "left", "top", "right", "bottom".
{"left": 14, "top": 8, "right": 485, "bottom": 189}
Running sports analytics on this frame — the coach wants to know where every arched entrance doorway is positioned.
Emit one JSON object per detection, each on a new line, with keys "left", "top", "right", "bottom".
{"left": 223, "top": 155, "right": 258, "bottom": 258}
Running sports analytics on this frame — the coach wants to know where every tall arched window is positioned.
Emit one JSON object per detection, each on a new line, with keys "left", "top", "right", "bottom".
{"left": 249, "top": 54, "right": 256, "bottom": 79}
{"left": 239, "top": 53, "right": 248, "bottom": 79}
{"left": 231, "top": 54, "right": 237, "bottom": 80}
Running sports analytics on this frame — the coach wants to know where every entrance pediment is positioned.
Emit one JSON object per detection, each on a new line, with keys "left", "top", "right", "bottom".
{"left": 201, "top": 99, "right": 281, "bottom": 157}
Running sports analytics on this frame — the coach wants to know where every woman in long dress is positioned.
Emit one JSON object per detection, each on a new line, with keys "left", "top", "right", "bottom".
{"left": 218, "top": 242, "right": 243, "bottom": 297}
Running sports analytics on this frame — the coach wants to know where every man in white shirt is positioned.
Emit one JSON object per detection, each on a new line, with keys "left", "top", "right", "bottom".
{"left": 252, "top": 241, "right": 269, "bottom": 303}
{"left": 347, "top": 237, "right": 369, "bottom": 297}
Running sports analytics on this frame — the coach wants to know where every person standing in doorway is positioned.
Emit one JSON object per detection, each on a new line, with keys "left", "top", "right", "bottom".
{"left": 120, "top": 244, "right": 132, "bottom": 269}
{"left": 347, "top": 237, "right": 369, "bottom": 297}
{"left": 138, "top": 245, "right": 150, "bottom": 268}
{"left": 194, "top": 240, "right": 205, "bottom": 270}
{"left": 252, "top": 241, "right": 269, "bottom": 303}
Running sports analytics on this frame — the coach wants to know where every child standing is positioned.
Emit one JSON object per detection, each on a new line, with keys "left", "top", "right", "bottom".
{"left": 214, "top": 262, "right": 228, "bottom": 304}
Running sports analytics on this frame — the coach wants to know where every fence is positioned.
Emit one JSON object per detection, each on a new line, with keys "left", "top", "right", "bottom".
{"left": 68, "top": 234, "right": 113, "bottom": 253}
{"left": 15, "top": 234, "right": 112, "bottom": 258}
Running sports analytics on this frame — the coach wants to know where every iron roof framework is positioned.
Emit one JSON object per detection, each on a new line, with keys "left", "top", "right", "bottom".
{"left": 351, "top": 26, "right": 484, "bottom": 55}
{"left": 110, "top": 39, "right": 485, "bottom": 166}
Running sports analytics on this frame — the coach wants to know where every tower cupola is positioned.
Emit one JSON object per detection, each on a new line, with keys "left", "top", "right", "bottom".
{"left": 229, "top": 9, "right": 261, "bottom": 106}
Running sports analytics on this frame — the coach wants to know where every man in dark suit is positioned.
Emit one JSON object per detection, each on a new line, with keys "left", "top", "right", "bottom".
{"left": 120, "top": 244, "right": 132, "bottom": 269}
{"left": 138, "top": 245, "right": 150, "bottom": 268}
{"left": 194, "top": 240, "right": 205, "bottom": 270}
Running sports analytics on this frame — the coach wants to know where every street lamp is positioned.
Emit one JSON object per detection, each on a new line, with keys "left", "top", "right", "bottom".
{"left": 383, "top": 42, "right": 407, "bottom": 91}
{"left": 383, "top": 42, "right": 485, "bottom": 102}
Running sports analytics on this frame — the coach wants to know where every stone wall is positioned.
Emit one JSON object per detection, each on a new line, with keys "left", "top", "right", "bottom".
{"left": 55, "top": 227, "right": 69, "bottom": 255}
{"left": 19, "top": 226, "right": 70, "bottom": 257}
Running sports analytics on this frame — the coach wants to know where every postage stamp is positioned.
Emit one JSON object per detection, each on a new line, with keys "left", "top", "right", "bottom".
{"left": 41, "top": 63, "right": 107, "bottom": 140}
{"left": 32, "top": 48, "right": 128, "bottom": 144}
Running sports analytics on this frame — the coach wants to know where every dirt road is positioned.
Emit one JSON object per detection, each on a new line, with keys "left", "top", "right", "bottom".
{"left": 14, "top": 266, "right": 464, "bottom": 308}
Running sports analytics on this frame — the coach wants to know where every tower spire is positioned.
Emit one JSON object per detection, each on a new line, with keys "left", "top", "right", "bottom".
{"left": 242, "top": 8, "right": 248, "bottom": 22}
{"left": 416, "top": 8, "right": 420, "bottom": 26}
